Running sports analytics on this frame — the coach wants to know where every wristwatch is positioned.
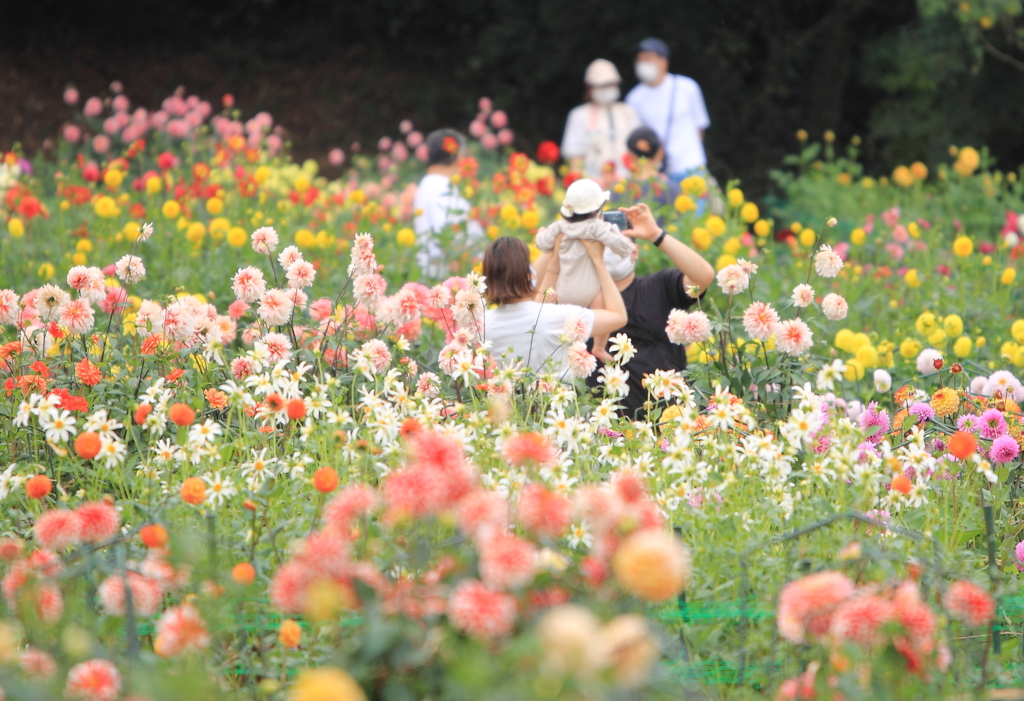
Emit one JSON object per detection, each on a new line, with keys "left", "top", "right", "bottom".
{"left": 652, "top": 229, "right": 668, "bottom": 247}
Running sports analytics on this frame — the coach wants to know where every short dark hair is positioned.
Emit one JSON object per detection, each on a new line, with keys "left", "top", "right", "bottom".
{"left": 627, "top": 127, "right": 662, "bottom": 158}
{"left": 483, "top": 237, "right": 534, "bottom": 305}
{"left": 564, "top": 210, "right": 601, "bottom": 224}
{"left": 425, "top": 128, "right": 465, "bottom": 166}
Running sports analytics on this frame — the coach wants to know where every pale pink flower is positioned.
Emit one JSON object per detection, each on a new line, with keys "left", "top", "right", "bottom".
{"left": 115, "top": 255, "right": 145, "bottom": 284}
{"left": 58, "top": 299, "right": 95, "bottom": 335}
{"left": 427, "top": 285, "right": 452, "bottom": 308}
{"left": 0, "top": 289, "right": 20, "bottom": 325}
{"left": 716, "top": 264, "right": 749, "bottom": 295}
{"left": 791, "top": 284, "right": 815, "bottom": 308}
{"left": 258, "top": 289, "right": 294, "bottom": 326}
{"left": 277, "top": 245, "right": 302, "bottom": 268}
{"left": 478, "top": 531, "right": 537, "bottom": 589}
{"left": 563, "top": 314, "right": 589, "bottom": 343}
{"left": 135, "top": 300, "right": 163, "bottom": 337}
{"left": 19, "top": 647, "right": 57, "bottom": 679}
{"left": 775, "top": 319, "right": 814, "bottom": 355}
{"left": 452, "top": 288, "right": 484, "bottom": 328}
{"left": 448, "top": 579, "right": 517, "bottom": 639}
{"left": 213, "top": 315, "right": 237, "bottom": 344}
{"left": 286, "top": 288, "right": 308, "bottom": 310}
{"left": 309, "top": 298, "right": 333, "bottom": 322}
{"left": 97, "top": 572, "right": 164, "bottom": 617}
{"left": 439, "top": 343, "right": 462, "bottom": 375}
{"left": 232, "top": 267, "right": 266, "bottom": 303}
{"left": 567, "top": 341, "right": 597, "bottom": 378}
{"left": 821, "top": 293, "right": 848, "bottom": 321}
{"left": 260, "top": 332, "right": 292, "bottom": 363}
{"left": 354, "top": 274, "right": 387, "bottom": 306}
{"left": 251, "top": 226, "right": 279, "bottom": 254}
{"left": 666, "top": 309, "right": 712, "bottom": 345}
{"left": 736, "top": 258, "right": 759, "bottom": 276}
{"left": 286, "top": 259, "right": 316, "bottom": 289}
{"left": 66, "top": 266, "right": 106, "bottom": 303}
{"left": 390, "top": 287, "right": 422, "bottom": 325}
{"left": 231, "top": 357, "right": 253, "bottom": 380}
{"left": 348, "top": 234, "right": 377, "bottom": 277}
{"left": 417, "top": 372, "right": 440, "bottom": 397}
{"left": 154, "top": 603, "right": 210, "bottom": 657}
{"left": 741, "top": 302, "right": 778, "bottom": 341}
{"left": 162, "top": 300, "right": 197, "bottom": 342}
{"left": 362, "top": 339, "right": 392, "bottom": 373}
{"left": 814, "top": 244, "right": 844, "bottom": 278}
{"left": 65, "top": 659, "right": 121, "bottom": 701}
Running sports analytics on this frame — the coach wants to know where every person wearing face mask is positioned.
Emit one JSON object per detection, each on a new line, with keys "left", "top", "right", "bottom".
{"left": 561, "top": 59, "right": 640, "bottom": 186}
{"left": 626, "top": 38, "right": 711, "bottom": 209}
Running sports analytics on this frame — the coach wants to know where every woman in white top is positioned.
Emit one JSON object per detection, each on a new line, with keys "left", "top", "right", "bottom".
{"left": 561, "top": 59, "right": 640, "bottom": 186}
{"left": 482, "top": 235, "right": 627, "bottom": 379}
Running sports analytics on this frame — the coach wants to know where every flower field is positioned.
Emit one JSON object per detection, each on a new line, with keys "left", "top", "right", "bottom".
{"left": 0, "top": 86, "right": 1023, "bottom": 701}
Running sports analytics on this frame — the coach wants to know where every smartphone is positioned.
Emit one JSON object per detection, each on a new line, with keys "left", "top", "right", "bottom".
{"left": 603, "top": 210, "right": 630, "bottom": 231}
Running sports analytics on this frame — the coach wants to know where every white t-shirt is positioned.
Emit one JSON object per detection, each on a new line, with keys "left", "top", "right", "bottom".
{"left": 626, "top": 75, "right": 710, "bottom": 174}
{"left": 484, "top": 301, "right": 595, "bottom": 378}
{"left": 561, "top": 102, "right": 639, "bottom": 180}
{"left": 412, "top": 173, "right": 484, "bottom": 278}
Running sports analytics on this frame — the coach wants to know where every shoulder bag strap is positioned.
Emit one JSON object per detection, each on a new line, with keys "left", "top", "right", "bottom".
{"left": 661, "top": 76, "right": 678, "bottom": 173}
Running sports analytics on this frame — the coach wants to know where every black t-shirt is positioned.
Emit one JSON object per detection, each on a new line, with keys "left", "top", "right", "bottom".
{"left": 586, "top": 269, "right": 699, "bottom": 419}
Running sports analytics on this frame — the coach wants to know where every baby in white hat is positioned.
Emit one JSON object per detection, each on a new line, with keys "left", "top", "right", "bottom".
{"left": 535, "top": 178, "right": 636, "bottom": 358}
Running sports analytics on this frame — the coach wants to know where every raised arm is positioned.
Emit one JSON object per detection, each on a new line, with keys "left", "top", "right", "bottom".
{"left": 620, "top": 203, "right": 715, "bottom": 293}
{"left": 580, "top": 240, "right": 628, "bottom": 336}
{"left": 533, "top": 232, "right": 563, "bottom": 302}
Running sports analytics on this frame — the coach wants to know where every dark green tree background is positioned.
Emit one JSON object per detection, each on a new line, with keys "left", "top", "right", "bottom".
{"left": 2, "top": 0, "right": 1023, "bottom": 196}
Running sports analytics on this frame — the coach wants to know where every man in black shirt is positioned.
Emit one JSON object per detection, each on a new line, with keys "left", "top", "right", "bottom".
{"left": 586, "top": 203, "right": 715, "bottom": 419}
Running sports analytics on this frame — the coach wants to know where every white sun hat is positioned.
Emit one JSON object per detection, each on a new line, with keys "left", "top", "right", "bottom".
{"left": 584, "top": 58, "right": 621, "bottom": 86}
{"left": 560, "top": 178, "right": 610, "bottom": 218}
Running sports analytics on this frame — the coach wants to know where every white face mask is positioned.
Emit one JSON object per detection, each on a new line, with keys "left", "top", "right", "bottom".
{"left": 635, "top": 61, "right": 661, "bottom": 84}
{"left": 591, "top": 86, "right": 620, "bottom": 105}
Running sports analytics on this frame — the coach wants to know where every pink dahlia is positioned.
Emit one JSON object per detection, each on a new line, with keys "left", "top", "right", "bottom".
{"left": 741, "top": 301, "right": 779, "bottom": 341}
{"left": 75, "top": 502, "right": 120, "bottom": 543}
{"left": 457, "top": 490, "right": 509, "bottom": 540}
{"left": 776, "top": 571, "right": 856, "bottom": 643}
{"left": 829, "top": 595, "right": 895, "bottom": 646}
{"left": 943, "top": 580, "right": 995, "bottom": 626}
{"left": 665, "top": 309, "right": 712, "bottom": 345}
{"left": 34, "top": 510, "right": 82, "bottom": 549}
{"left": 231, "top": 267, "right": 267, "bottom": 303}
{"left": 502, "top": 432, "right": 557, "bottom": 467}
{"left": 517, "top": 483, "right": 572, "bottom": 539}
{"left": 323, "top": 485, "right": 378, "bottom": 531}
{"left": 153, "top": 603, "right": 211, "bottom": 657}
{"left": 65, "top": 659, "right": 121, "bottom": 701}
{"left": 478, "top": 531, "right": 538, "bottom": 590}
{"left": 820, "top": 293, "right": 848, "bottom": 321}
{"left": 97, "top": 572, "right": 164, "bottom": 617}
{"left": 775, "top": 319, "right": 814, "bottom": 355}
{"left": 58, "top": 299, "right": 95, "bottom": 335}
{"left": 257, "top": 289, "right": 294, "bottom": 326}
{"left": 448, "top": 579, "right": 517, "bottom": 638}
{"left": 989, "top": 435, "right": 1020, "bottom": 463}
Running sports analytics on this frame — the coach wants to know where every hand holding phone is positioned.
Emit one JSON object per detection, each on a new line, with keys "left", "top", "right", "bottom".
{"left": 603, "top": 210, "right": 631, "bottom": 231}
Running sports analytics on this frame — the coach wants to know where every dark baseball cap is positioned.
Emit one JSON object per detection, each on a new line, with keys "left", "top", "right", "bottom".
{"left": 626, "top": 127, "right": 662, "bottom": 158}
{"left": 637, "top": 37, "right": 670, "bottom": 59}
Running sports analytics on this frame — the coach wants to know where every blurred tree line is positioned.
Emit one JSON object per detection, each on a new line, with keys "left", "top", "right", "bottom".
{"left": 3, "top": 0, "right": 1024, "bottom": 196}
